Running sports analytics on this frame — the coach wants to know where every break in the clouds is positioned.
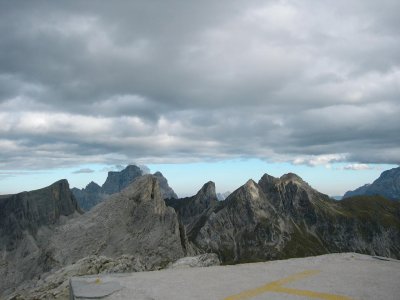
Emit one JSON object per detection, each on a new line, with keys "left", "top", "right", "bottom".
{"left": 0, "top": 0, "right": 399, "bottom": 170}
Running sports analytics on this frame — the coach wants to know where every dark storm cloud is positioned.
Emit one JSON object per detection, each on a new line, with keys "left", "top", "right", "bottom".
{"left": 0, "top": 0, "right": 399, "bottom": 170}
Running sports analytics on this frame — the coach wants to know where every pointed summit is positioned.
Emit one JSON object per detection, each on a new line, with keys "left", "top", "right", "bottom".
{"left": 195, "top": 181, "right": 216, "bottom": 201}
{"left": 85, "top": 181, "right": 101, "bottom": 193}
{"left": 165, "top": 181, "right": 218, "bottom": 226}
{"left": 102, "top": 165, "right": 143, "bottom": 194}
{"left": 153, "top": 171, "right": 178, "bottom": 199}
{"left": 280, "top": 173, "right": 306, "bottom": 184}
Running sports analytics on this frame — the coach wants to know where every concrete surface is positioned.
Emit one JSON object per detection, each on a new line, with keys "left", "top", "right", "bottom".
{"left": 70, "top": 253, "right": 400, "bottom": 300}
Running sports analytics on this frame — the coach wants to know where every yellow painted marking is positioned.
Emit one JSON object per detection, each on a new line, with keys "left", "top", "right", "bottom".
{"left": 95, "top": 278, "right": 101, "bottom": 284}
{"left": 224, "top": 270, "right": 353, "bottom": 300}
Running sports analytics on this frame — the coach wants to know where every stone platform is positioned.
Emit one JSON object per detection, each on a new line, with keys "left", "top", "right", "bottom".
{"left": 70, "top": 253, "right": 400, "bottom": 300}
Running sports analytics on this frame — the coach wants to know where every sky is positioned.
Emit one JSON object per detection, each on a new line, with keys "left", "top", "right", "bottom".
{"left": 0, "top": 1, "right": 399, "bottom": 197}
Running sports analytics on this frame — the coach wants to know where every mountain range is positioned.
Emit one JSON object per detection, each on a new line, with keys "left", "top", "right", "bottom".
{"left": 343, "top": 166, "right": 400, "bottom": 200}
{"left": 1, "top": 166, "right": 399, "bottom": 299}
{"left": 72, "top": 165, "right": 177, "bottom": 211}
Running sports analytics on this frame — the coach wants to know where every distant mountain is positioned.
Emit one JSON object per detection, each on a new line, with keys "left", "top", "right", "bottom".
{"left": 167, "top": 172, "right": 400, "bottom": 264}
{"left": 72, "top": 165, "right": 178, "bottom": 211}
{"left": 343, "top": 166, "right": 400, "bottom": 200}
{"left": 71, "top": 181, "right": 107, "bottom": 211}
{"left": 217, "top": 191, "right": 231, "bottom": 200}
{"left": 331, "top": 195, "right": 343, "bottom": 200}
{"left": 101, "top": 165, "right": 143, "bottom": 194}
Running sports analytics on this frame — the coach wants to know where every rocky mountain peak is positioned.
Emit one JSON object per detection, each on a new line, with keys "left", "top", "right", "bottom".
{"left": 72, "top": 165, "right": 179, "bottom": 211}
{"left": 153, "top": 171, "right": 178, "bottom": 199}
{"left": 244, "top": 179, "right": 260, "bottom": 199}
{"left": 259, "top": 173, "right": 278, "bottom": 185}
{"left": 102, "top": 165, "right": 143, "bottom": 195}
{"left": 121, "top": 175, "right": 162, "bottom": 203}
{"left": 196, "top": 181, "right": 216, "bottom": 200}
{"left": 280, "top": 172, "right": 304, "bottom": 183}
{"left": 85, "top": 181, "right": 101, "bottom": 192}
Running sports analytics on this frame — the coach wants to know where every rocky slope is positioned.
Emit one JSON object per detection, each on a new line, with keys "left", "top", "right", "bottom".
{"left": 72, "top": 165, "right": 178, "bottom": 211}
{"left": 169, "top": 173, "right": 400, "bottom": 264}
{"left": 344, "top": 166, "right": 400, "bottom": 200}
{"left": 50, "top": 175, "right": 185, "bottom": 267}
{"left": 0, "top": 175, "right": 186, "bottom": 299}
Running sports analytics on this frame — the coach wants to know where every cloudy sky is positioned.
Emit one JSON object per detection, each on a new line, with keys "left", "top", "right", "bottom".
{"left": 0, "top": 0, "right": 399, "bottom": 196}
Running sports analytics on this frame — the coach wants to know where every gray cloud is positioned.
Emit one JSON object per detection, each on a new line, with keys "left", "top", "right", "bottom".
{"left": 0, "top": 0, "right": 399, "bottom": 170}
{"left": 72, "top": 168, "right": 95, "bottom": 174}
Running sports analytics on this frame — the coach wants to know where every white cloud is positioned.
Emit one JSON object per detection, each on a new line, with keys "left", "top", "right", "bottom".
{"left": 293, "top": 154, "right": 347, "bottom": 167}
{"left": 343, "top": 164, "right": 372, "bottom": 170}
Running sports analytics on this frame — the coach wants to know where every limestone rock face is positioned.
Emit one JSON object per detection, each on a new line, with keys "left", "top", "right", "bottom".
{"left": 344, "top": 166, "right": 400, "bottom": 200}
{"left": 166, "top": 181, "right": 218, "bottom": 226}
{"left": 258, "top": 173, "right": 329, "bottom": 224}
{"left": 0, "top": 179, "right": 81, "bottom": 251}
{"left": 0, "top": 175, "right": 185, "bottom": 299}
{"left": 154, "top": 171, "right": 178, "bottom": 199}
{"left": 179, "top": 173, "right": 400, "bottom": 264}
{"left": 167, "top": 253, "right": 220, "bottom": 269}
{"left": 72, "top": 166, "right": 178, "bottom": 211}
{"left": 50, "top": 175, "right": 185, "bottom": 267}
{"left": 191, "top": 180, "right": 286, "bottom": 263}
{"left": 0, "top": 180, "right": 81, "bottom": 297}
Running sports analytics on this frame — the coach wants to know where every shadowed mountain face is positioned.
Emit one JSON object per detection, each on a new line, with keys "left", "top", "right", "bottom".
{"left": 166, "top": 182, "right": 219, "bottom": 247}
{"left": 0, "top": 180, "right": 81, "bottom": 251}
{"left": 72, "top": 165, "right": 143, "bottom": 211}
{"left": 168, "top": 173, "right": 400, "bottom": 264}
{"left": 72, "top": 166, "right": 178, "bottom": 211}
{"left": 0, "top": 180, "right": 82, "bottom": 296}
{"left": 101, "top": 165, "right": 143, "bottom": 194}
{"left": 166, "top": 181, "right": 218, "bottom": 226}
{"left": 344, "top": 167, "right": 400, "bottom": 200}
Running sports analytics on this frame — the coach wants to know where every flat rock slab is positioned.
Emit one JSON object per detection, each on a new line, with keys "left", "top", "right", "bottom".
{"left": 70, "top": 278, "right": 122, "bottom": 299}
{"left": 70, "top": 253, "right": 400, "bottom": 300}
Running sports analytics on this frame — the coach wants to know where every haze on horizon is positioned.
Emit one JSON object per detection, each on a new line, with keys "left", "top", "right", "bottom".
{"left": 0, "top": 1, "right": 399, "bottom": 196}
